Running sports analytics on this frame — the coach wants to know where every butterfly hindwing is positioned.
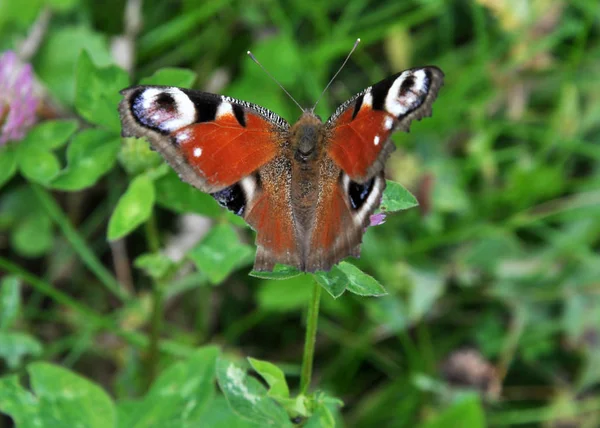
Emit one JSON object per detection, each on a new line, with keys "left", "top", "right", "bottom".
{"left": 119, "top": 86, "right": 289, "bottom": 193}
{"left": 325, "top": 67, "right": 444, "bottom": 182}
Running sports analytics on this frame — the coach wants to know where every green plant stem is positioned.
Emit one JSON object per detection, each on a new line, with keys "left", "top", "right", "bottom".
{"left": 300, "top": 278, "right": 322, "bottom": 395}
{"left": 31, "top": 184, "right": 129, "bottom": 301}
{"left": 144, "top": 214, "right": 163, "bottom": 390}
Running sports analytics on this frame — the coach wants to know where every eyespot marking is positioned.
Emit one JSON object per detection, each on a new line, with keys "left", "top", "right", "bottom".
{"left": 132, "top": 87, "right": 196, "bottom": 133}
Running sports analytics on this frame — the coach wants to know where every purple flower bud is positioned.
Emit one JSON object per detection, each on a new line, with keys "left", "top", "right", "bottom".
{"left": 0, "top": 51, "right": 38, "bottom": 146}
{"left": 369, "top": 212, "right": 386, "bottom": 227}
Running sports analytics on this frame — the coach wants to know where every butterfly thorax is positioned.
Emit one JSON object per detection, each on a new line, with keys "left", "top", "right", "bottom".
{"left": 287, "top": 112, "right": 331, "bottom": 239}
{"left": 289, "top": 112, "right": 326, "bottom": 164}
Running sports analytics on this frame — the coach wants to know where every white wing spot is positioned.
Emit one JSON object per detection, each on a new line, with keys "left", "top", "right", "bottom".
{"left": 374, "top": 135, "right": 380, "bottom": 146}
{"left": 193, "top": 147, "right": 202, "bottom": 157}
{"left": 384, "top": 116, "right": 394, "bottom": 130}
{"left": 216, "top": 102, "right": 234, "bottom": 119}
{"left": 176, "top": 130, "right": 191, "bottom": 144}
{"left": 362, "top": 91, "right": 373, "bottom": 108}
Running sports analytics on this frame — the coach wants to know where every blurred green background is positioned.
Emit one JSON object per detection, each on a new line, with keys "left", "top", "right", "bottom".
{"left": 1, "top": 0, "right": 599, "bottom": 426}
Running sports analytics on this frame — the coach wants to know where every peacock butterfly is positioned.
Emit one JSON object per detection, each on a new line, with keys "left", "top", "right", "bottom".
{"left": 118, "top": 44, "right": 444, "bottom": 272}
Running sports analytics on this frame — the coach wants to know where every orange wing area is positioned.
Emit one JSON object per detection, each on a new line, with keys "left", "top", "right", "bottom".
{"left": 306, "top": 178, "right": 360, "bottom": 272}
{"left": 243, "top": 158, "right": 303, "bottom": 271}
{"left": 174, "top": 111, "right": 279, "bottom": 189}
{"left": 327, "top": 106, "right": 393, "bottom": 180}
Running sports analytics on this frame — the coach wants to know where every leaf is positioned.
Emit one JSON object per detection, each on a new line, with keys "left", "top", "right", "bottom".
{"left": 0, "top": 276, "right": 20, "bottom": 330}
{"left": 187, "top": 223, "right": 254, "bottom": 284}
{"left": 337, "top": 262, "right": 387, "bottom": 297}
{"left": 0, "top": 332, "right": 42, "bottom": 369}
{"left": 17, "top": 148, "right": 61, "bottom": 184}
{"left": 36, "top": 25, "right": 113, "bottom": 104}
{"left": 422, "top": 394, "right": 485, "bottom": 428}
{"left": 0, "top": 147, "right": 17, "bottom": 188}
{"left": 197, "top": 396, "right": 262, "bottom": 427}
{"left": 108, "top": 174, "right": 155, "bottom": 241}
{"left": 11, "top": 213, "right": 53, "bottom": 258}
{"left": 19, "top": 120, "right": 78, "bottom": 151}
{"left": 257, "top": 277, "right": 312, "bottom": 313}
{"left": 248, "top": 358, "right": 290, "bottom": 399}
{"left": 117, "top": 346, "right": 218, "bottom": 428}
{"left": 154, "top": 170, "right": 222, "bottom": 217}
{"left": 216, "top": 358, "right": 292, "bottom": 427}
{"left": 0, "top": 362, "right": 116, "bottom": 427}
{"left": 303, "top": 403, "right": 336, "bottom": 428}
{"left": 118, "top": 137, "right": 163, "bottom": 176}
{"left": 51, "top": 129, "right": 121, "bottom": 191}
{"left": 140, "top": 68, "right": 197, "bottom": 87}
{"left": 134, "top": 253, "right": 175, "bottom": 280}
{"left": 314, "top": 266, "right": 348, "bottom": 298}
{"left": 249, "top": 264, "right": 302, "bottom": 280}
{"left": 75, "top": 50, "right": 129, "bottom": 132}
{"left": 380, "top": 180, "right": 418, "bottom": 213}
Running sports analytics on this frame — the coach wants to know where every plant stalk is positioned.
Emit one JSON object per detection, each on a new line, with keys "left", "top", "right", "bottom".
{"left": 300, "top": 278, "right": 322, "bottom": 395}
{"left": 144, "top": 214, "right": 163, "bottom": 390}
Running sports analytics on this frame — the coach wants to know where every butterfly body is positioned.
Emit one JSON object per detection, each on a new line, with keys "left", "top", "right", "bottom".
{"left": 119, "top": 67, "right": 444, "bottom": 272}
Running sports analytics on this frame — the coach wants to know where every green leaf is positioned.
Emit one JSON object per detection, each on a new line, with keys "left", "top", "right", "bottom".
{"left": 249, "top": 264, "right": 302, "bottom": 280}
{"left": 51, "top": 129, "right": 121, "bottom": 191}
{"left": 423, "top": 394, "right": 485, "bottom": 428}
{"left": 0, "top": 362, "right": 116, "bottom": 427}
{"left": 36, "top": 25, "right": 113, "bottom": 104}
{"left": 154, "top": 170, "right": 222, "bottom": 217}
{"left": 314, "top": 266, "right": 348, "bottom": 298}
{"left": 187, "top": 223, "right": 254, "bottom": 284}
{"left": 197, "top": 396, "right": 262, "bottom": 427}
{"left": 108, "top": 174, "right": 155, "bottom": 241}
{"left": 140, "top": 67, "right": 197, "bottom": 87}
{"left": 216, "top": 358, "right": 292, "bottom": 427}
{"left": 17, "top": 148, "right": 61, "bottom": 184}
{"left": 11, "top": 214, "right": 53, "bottom": 258}
{"left": 0, "top": 276, "right": 20, "bottom": 330}
{"left": 0, "top": 147, "right": 18, "bottom": 188}
{"left": 134, "top": 252, "right": 175, "bottom": 280}
{"left": 337, "top": 262, "right": 387, "bottom": 297}
{"left": 380, "top": 180, "right": 418, "bottom": 212}
{"left": 304, "top": 403, "right": 336, "bottom": 428}
{"left": 248, "top": 358, "right": 290, "bottom": 398}
{"left": 0, "top": 332, "right": 43, "bottom": 369}
{"left": 75, "top": 50, "right": 129, "bottom": 132}
{"left": 118, "top": 137, "right": 163, "bottom": 176}
{"left": 257, "top": 277, "right": 312, "bottom": 313}
{"left": 19, "top": 120, "right": 78, "bottom": 151}
{"left": 117, "top": 346, "right": 218, "bottom": 428}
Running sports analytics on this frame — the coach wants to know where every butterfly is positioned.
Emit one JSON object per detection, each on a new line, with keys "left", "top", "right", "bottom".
{"left": 119, "top": 57, "right": 443, "bottom": 272}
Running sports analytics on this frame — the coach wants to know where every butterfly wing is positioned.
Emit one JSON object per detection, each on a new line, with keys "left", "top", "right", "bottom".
{"left": 119, "top": 86, "right": 301, "bottom": 271}
{"left": 119, "top": 86, "right": 289, "bottom": 193}
{"left": 303, "top": 67, "right": 444, "bottom": 271}
{"left": 325, "top": 67, "right": 444, "bottom": 182}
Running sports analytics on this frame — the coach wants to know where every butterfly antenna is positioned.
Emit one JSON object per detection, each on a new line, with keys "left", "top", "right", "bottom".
{"left": 311, "top": 38, "right": 361, "bottom": 112}
{"left": 247, "top": 51, "right": 305, "bottom": 113}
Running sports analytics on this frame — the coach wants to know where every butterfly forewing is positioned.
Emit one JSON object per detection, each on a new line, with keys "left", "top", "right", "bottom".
{"left": 325, "top": 66, "right": 444, "bottom": 182}
{"left": 119, "top": 85, "right": 289, "bottom": 193}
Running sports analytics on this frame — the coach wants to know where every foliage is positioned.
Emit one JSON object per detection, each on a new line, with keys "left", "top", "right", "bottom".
{"left": 1, "top": 0, "right": 600, "bottom": 427}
